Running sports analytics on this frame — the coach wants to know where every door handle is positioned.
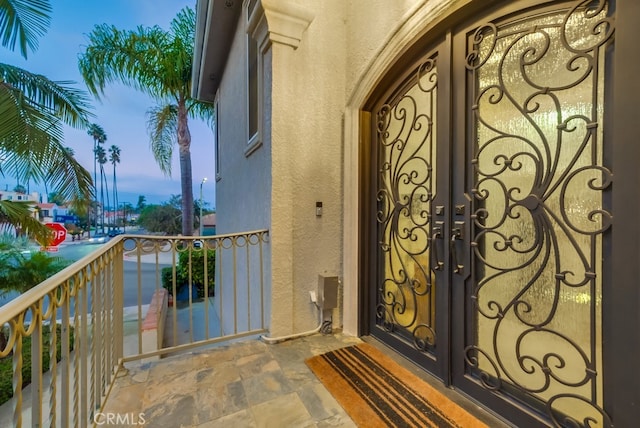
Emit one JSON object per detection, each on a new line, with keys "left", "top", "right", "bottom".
{"left": 432, "top": 223, "right": 444, "bottom": 271}
{"left": 450, "top": 227, "right": 464, "bottom": 274}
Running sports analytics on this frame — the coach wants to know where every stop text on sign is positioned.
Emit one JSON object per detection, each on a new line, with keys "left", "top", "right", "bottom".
{"left": 44, "top": 223, "right": 67, "bottom": 247}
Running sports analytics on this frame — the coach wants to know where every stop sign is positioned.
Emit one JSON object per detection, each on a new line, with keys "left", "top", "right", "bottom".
{"left": 45, "top": 223, "right": 67, "bottom": 246}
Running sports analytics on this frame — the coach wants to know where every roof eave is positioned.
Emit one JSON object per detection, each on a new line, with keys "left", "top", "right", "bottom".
{"left": 191, "top": 0, "right": 242, "bottom": 102}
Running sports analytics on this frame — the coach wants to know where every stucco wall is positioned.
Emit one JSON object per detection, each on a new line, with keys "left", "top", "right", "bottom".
{"left": 214, "top": 0, "right": 469, "bottom": 337}
{"left": 264, "top": 0, "right": 453, "bottom": 336}
{"left": 216, "top": 17, "right": 271, "bottom": 235}
{"left": 344, "top": 0, "right": 428, "bottom": 100}
{"left": 267, "top": 1, "right": 348, "bottom": 335}
{"left": 215, "top": 9, "right": 273, "bottom": 333}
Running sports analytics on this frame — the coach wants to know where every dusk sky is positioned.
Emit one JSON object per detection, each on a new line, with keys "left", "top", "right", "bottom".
{"left": 2, "top": 0, "right": 216, "bottom": 207}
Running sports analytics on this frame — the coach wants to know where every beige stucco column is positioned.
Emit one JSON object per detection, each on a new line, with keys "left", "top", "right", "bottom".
{"left": 259, "top": 0, "right": 315, "bottom": 336}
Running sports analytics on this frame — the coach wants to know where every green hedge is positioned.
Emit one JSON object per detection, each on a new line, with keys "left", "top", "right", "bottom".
{"left": 0, "top": 324, "right": 75, "bottom": 406}
{"left": 162, "top": 249, "right": 215, "bottom": 299}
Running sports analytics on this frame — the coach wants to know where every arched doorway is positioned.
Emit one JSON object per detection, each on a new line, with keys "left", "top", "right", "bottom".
{"left": 361, "top": 0, "right": 619, "bottom": 425}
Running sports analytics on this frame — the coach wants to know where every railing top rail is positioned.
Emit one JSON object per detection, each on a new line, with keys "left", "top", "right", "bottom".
{"left": 0, "top": 236, "right": 123, "bottom": 324}
{"left": 0, "top": 229, "right": 269, "bottom": 324}
{"left": 123, "top": 229, "right": 269, "bottom": 241}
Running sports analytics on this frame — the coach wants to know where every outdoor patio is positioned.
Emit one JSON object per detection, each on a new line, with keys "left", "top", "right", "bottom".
{"left": 0, "top": 233, "right": 508, "bottom": 427}
{"left": 102, "top": 333, "right": 508, "bottom": 427}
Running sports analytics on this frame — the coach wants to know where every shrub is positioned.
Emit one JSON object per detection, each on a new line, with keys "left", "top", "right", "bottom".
{"left": 0, "top": 249, "right": 71, "bottom": 297}
{"left": 0, "top": 324, "right": 75, "bottom": 406}
{"left": 162, "top": 249, "right": 215, "bottom": 299}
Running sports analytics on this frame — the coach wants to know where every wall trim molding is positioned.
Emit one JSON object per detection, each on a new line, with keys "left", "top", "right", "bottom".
{"left": 260, "top": 0, "right": 314, "bottom": 50}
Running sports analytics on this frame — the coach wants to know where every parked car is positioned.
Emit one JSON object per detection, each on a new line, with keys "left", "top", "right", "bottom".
{"left": 88, "top": 233, "right": 109, "bottom": 244}
{"left": 108, "top": 229, "right": 123, "bottom": 237}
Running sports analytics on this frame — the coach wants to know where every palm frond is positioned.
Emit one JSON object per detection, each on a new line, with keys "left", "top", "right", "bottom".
{"left": 0, "top": 82, "right": 65, "bottom": 179}
{"left": 0, "top": 200, "right": 50, "bottom": 243}
{"left": 170, "top": 7, "right": 195, "bottom": 53}
{"left": 44, "top": 144, "right": 94, "bottom": 205}
{"left": 87, "top": 123, "right": 106, "bottom": 143}
{"left": 78, "top": 7, "right": 197, "bottom": 103}
{"left": 159, "top": 7, "right": 196, "bottom": 98}
{"left": 146, "top": 104, "right": 177, "bottom": 176}
{"left": 1, "top": 121, "right": 93, "bottom": 204}
{"left": 0, "top": 70, "right": 64, "bottom": 149}
{"left": 0, "top": 0, "right": 51, "bottom": 58}
{"left": 0, "top": 63, "right": 93, "bottom": 129}
{"left": 79, "top": 24, "right": 172, "bottom": 100}
{"left": 108, "top": 145, "right": 121, "bottom": 164}
{"left": 186, "top": 99, "right": 216, "bottom": 128}
{"left": 0, "top": 62, "right": 93, "bottom": 203}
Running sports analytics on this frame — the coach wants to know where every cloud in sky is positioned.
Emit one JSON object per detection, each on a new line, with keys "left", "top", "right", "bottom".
{"left": 2, "top": 0, "right": 216, "bottom": 206}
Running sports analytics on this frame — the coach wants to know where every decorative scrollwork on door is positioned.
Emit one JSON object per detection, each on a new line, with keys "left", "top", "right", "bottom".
{"left": 375, "top": 58, "right": 438, "bottom": 352}
{"left": 465, "top": 1, "right": 613, "bottom": 425}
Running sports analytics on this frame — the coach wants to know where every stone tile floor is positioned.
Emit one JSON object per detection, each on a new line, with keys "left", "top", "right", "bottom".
{"left": 103, "top": 333, "right": 362, "bottom": 427}
{"left": 103, "top": 333, "right": 509, "bottom": 427}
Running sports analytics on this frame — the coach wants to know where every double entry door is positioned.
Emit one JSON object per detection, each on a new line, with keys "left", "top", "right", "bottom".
{"left": 366, "top": 0, "right": 613, "bottom": 425}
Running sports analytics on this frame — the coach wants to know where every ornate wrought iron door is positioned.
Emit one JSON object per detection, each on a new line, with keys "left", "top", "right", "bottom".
{"left": 458, "top": 0, "right": 613, "bottom": 425}
{"left": 369, "top": 0, "right": 615, "bottom": 425}
{"left": 372, "top": 53, "right": 443, "bottom": 372}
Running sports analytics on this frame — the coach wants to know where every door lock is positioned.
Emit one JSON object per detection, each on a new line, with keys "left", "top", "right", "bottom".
{"left": 453, "top": 221, "right": 464, "bottom": 239}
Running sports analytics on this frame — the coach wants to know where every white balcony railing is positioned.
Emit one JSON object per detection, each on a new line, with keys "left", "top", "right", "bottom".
{"left": 0, "top": 230, "right": 269, "bottom": 427}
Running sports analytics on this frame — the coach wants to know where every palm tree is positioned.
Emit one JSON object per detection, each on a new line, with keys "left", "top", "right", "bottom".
{"left": 87, "top": 124, "right": 106, "bottom": 236}
{"left": 13, "top": 184, "right": 26, "bottom": 194}
{"left": 108, "top": 145, "right": 121, "bottom": 229}
{"left": 94, "top": 145, "right": 110, "bottom": 233}
{"left": 0, "top": 0, "right": 93, "bottom": 242}
{"left": 78, "top": 7, "right": 215, "bottom": 236}
{"left": 136, "top": 195, "right": 146, "bottom": 213}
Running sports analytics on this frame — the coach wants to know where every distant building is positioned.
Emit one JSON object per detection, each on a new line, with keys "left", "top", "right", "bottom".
{"left": 201, "top": 213, "right": 216, "bottom": 236}
{"left": 0, "top": 190, "right": 40, "bottom": 203}
{"left": 37, "top": 203, "right": 70, "bottom": 224}
{"left": 0, "top": 191, "right": 42, "bottom": 235}
{"left": 104, "top": 209, "right": 137, "bottom": 226}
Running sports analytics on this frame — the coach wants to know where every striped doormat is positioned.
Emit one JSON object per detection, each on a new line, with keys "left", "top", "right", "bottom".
{"left": 305, "top": 343, "right": 487, "bottom": 428}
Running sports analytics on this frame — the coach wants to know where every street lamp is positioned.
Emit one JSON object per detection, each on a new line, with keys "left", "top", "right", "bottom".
{"left": 199, "top": 177, "right": 208, "bottom": 236}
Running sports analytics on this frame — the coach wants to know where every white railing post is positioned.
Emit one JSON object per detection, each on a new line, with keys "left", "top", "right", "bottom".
{"left": 31, "top": 303, "right": 43, "bottom": 428}
{"left": 61, "top": 287, "right": 71, "bottom": 428}
{"left": 12, "top": 321, "right": 23, "bottom": 428}
{"left": 114, "top": 249, "right": 124, "bottom": 365}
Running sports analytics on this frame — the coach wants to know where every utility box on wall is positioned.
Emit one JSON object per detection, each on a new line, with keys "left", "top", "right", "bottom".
{"left": 317, "top": 275, "right": 339, "bottom": 310}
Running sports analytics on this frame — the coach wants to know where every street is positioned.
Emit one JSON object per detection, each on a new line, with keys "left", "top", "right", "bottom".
{"left": 123, "top": 258, "right": 170, "bottom": 308}
{"left": 56, "top": 237, "right": 171, "bottom": 308}
{"left": 55, "top": 239, "right": 170, "bottom": 309}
